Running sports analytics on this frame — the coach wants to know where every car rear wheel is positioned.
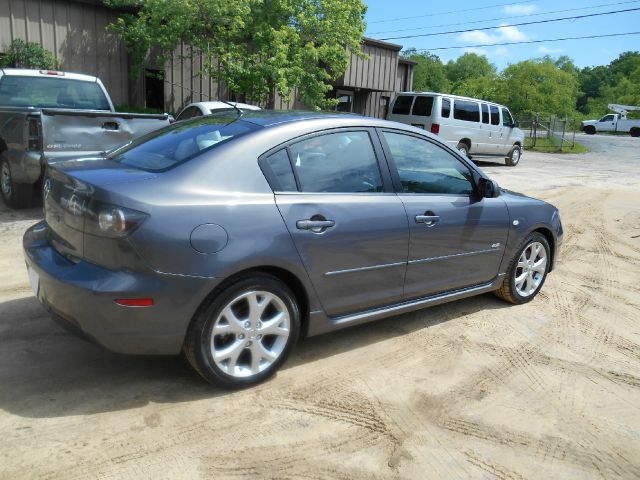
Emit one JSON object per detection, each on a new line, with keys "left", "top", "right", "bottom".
{"left": 584, "top": 125, "right": 596, "bottom": 135}
{"left": 183, "top": 275, "right": 300, "bottom": 388}
{"left": 456, "top": 142, "right": 469, "bottom": 158}
{"left": 630, "top": 127, "right": 640, "bottom": 138}
{"left": 505, "top": 144, "right": 521, "bottom": 166}
{"left": 495, "top": 232, "right": 550, "bottom": 304}
{"left": 0, "top": 156, "right": 33, "bottom": 209}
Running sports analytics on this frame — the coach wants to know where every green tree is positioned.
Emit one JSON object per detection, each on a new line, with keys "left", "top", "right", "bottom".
{"left": 446, "top": 52, "right": 496, "bottom": 85}
{"left": 0, "top": 39, "right": 59, "bottom": 69}
{"left": 106, "top": 0, "right": 367, "bottom": 109}
{"left": 401, "top": 48, "right": 449, "bottom": 93}
{"left": 497, "top": 57, "right": 578, "bottom": 116}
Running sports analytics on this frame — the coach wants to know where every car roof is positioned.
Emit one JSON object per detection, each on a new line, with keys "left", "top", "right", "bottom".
{"left": 0, "top": 68, "right": 98, "bottom": 82}
{"left": 238, "top": 110, "right": 369, "bottom": 127}
{"left": 395, "top": 91, "right": 507, "bottom": 108}
{"left": 190, "top": 101, "right": 261, "bottom": 112}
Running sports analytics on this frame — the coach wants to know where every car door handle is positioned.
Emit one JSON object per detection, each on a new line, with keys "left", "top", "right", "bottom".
{"left": 102, "top": 121, "right": 120, "bottom": 130}
{"left": 296, "top": 219, "right": 335, "bottom": 232}
{"left": 415, "top": 215, "right": 440, "bottom": 226}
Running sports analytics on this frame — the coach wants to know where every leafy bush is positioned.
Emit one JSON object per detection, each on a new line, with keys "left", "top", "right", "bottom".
{"left": 0, "top": 39, "right": 60, "bottom": 69}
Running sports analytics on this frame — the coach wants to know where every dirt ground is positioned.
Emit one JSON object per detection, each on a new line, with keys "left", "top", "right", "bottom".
{"left": 1, "top": 134, "right": 639, "bottom": 479}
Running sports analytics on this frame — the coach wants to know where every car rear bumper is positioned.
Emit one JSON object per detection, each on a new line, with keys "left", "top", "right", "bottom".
{"left": 23, "top": 221, "right": 217, "bottom": 355}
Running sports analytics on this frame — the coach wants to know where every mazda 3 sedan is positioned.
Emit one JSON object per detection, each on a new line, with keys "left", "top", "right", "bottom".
{"left": 23, "top": 111, "right": 563, "bottom": 388}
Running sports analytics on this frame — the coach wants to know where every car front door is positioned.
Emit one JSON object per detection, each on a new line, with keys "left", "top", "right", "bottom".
{"left": 265, "top": 129, "right": 409, "bottom": 317}
{"left": 378, "top": 129, "right": 510, "bottom": 299}
{"left": 500, "top": 107, "right": 517, "bottom": 154}
{"left": 597, "top": 114, "right": 616, "bottom": 132}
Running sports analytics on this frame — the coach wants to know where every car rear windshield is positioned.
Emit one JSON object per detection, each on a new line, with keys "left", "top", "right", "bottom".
{"left": 0, "top": 76, "right": 111, "bottom": 110}
{"left": 108, "top": 116, "right": 259, "bottom": 172}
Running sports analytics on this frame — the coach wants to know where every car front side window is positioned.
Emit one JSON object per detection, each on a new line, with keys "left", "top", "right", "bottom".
{"left": 288, "top": 131, "right": 384, "bottom": 193}
{"left": 382, "top": 131, "right": 475, "bottom": 195}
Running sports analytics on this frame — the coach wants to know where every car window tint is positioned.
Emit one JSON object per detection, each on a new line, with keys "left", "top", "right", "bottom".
{"left": 289, "top": 131, "right": 383, "bottom": 193}
{"left": 176, "top": 106, "right": 196, "bottom": 121}
{"left": 383, "top": 132, "right": 474, "bottom": 195}
{"left": 453, "top": 100, "right": 480, "bottom": 122}
{"left": 412, "top": 96, "right": 434, "bottom": 117}
{"left": 392, "top": 95, "right": 414, "bottom": 115}
{"left": 481, "top": 104, "right": 490, "bottom": 124}
{"left": 265, "top": 149, "right": 297, "bottom": 191}
{"left": 502, "top": 108, "right": 514, "bottom": 126}
{"left": 109, "top": 116, "right": 259, "bottom": 172}
{"left": 490, "top": 105, "right": 500, "bottom": 125}
{"left": 441, "top": 98, "right": 451, "bottom": 118}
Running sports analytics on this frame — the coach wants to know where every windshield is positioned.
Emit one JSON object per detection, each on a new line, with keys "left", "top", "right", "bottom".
{"left": 0, "top": 76, "right": 111, "bottom": 110}
{"left": 108, "top": 116, "right": 259, "bottom": 171}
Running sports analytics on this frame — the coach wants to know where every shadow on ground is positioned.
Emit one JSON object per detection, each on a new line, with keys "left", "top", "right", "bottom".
{"left": 0, "top": 292, "right": 511, "bottom": 419}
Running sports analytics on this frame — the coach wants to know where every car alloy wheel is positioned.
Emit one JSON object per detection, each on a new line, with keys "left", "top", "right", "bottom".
{"left": 210, "top": 290, "right": 290, "bottom": 378}
{"left": 514, "top": 241, "right": 547, "bottom": 297}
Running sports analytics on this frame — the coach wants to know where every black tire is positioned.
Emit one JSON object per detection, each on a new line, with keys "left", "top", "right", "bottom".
{"left": 183, "top": 274, "right": 301, "bottom": 388}
{"left": 584, "top": 125, "right": 596, "bottom": 135}
{"left": 630, "top": 127, "right": 640, "bottom": 138}
{"left": 0, "top": 155, "right": 33, "bottom": 209}
{"left": 505, "top": 144, "right": 522, "bottom": 167}
{"left": 456, "top": 142, "right": 469, "bottom": 158}
{"left": 494, "top": 232, "right": 551, "bottom": 305}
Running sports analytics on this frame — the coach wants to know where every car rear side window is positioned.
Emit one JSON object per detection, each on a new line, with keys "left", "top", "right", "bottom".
{"left": 453, "top": 100, "right": 480, "bottom": 123}
{"left": 392, "top": 95, "right": 414, "bottom": 115}
{"left": 412, "top": 96, "right": 434, "bottom": 117}
{"left": 441, "top": 98, "right": 451, "bottom": 118}
{"left": 382, "top": 131, "right": 474, "bottom": 195}
{"left": 108, "top": 116, "right": 259, "bottom": 172}
{"left": 490, "top": 105, "right": 500, "bottom": 125}
{"left": 481, "top": 104, "right": 490, "bottom": 124}
{"left": 264, "top": 149, "right": 297, "bottom": 191}
{"left": 288, "top": 131, "right": 383, "bottom": 193}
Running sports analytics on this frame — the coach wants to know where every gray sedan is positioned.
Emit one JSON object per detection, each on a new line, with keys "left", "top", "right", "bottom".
{"left": 23, "top": 111, "right": 563, "bottom": 388}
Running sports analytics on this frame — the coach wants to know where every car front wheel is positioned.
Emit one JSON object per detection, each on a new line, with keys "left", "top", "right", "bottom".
{"left": 495, "top": 232, "right": 550, "bottom": 304}
{"left": 183, "top": 275, "right": 300, "bottom": 388}
{"left": 505, "top": 144, "right": 522, "bottom": 166}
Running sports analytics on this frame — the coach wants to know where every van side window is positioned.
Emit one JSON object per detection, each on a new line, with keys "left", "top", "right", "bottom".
{"left": 453, "top": 100, "right": 480, "bottom": 122}
{"left": 441, "top": 98, "right": 451, "bottom": 118}
{"left": 392, "top": 95, "right": 414, "bottom": 115}
{"left": 412, "top": 96, "right": 434, "bottom": 117}
{"left": 502, "top": 108, "right": 514, "bottom": 127}
{"left": 481, "top": 104, "right": 490, "bottom": 124}
{"left": 490, "top": 105, "right": 500, "bottom": 125}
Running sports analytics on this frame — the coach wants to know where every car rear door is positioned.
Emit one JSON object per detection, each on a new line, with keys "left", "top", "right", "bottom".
{"left": 378, "top": 129, "right": 509, "bottom": 299}
{"left": 262, "top": 129, "right": 409, "bottom": 317}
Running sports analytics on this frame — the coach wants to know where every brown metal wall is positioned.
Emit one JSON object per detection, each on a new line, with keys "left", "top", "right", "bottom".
{"left": 337, "top": 42, "right": 399, "bottom": 92}
{"left": 0, "top": 0, "right": 131, "bottom": 105}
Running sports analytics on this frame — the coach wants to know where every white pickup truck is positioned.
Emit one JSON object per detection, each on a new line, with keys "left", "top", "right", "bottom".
{"left": 581, "top": 104, "right": 640, "bottom": 137}
{"left": 0, "top": 68, "right": 173, "bottom": 208}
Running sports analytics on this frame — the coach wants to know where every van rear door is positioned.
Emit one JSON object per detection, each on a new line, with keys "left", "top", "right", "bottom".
{"left": 408, "top": 95, "right": 434, "bottom": 131}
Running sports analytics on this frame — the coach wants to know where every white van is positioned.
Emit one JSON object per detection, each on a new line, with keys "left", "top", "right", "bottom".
{"left": 387, "top": 92, "right": 525, "bottom": 166}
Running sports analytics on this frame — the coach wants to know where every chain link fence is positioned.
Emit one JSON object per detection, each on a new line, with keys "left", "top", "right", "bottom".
{"left": 517, "top": 113, "right": 579, "bottom": 151}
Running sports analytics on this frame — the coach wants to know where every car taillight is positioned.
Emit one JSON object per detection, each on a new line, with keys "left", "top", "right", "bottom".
{"left": 27, "top": 118, "right": 41, "bottom": 151}
{"left": 430, "top": 123, "right": 440, "bottom": 135}
{"left": 85, "top": 202, "right": 148, "bottom": 238}
{"left": 39, "top": 70, "right": 65, "bottom": 76}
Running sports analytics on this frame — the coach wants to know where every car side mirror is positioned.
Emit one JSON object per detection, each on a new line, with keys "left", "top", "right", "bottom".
{"left": 478, "top": 178, "right": 500, "bottom": 198}
{"left": 513, "top": 119, "right": 519, "bottom": 128}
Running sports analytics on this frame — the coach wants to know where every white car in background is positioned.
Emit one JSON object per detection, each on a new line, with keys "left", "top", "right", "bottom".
{"left": 175, "top": 101, "right": 261, "bottom": 121}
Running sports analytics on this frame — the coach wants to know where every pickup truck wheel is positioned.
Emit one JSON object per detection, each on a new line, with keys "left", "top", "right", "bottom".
{"left": 183, "top": 275, "right": 300, "bottom": 388}
{"left": 584, "top": 125, "right": 596, "bottom": 135}
{"left": 0, "top": 156, "right": 33, "bottom": 209}
{"left": 505, "top": 145, "right": 521, "bottom": 167}
{"left": 630, "top": 127, "right": 640, "bottom": 138}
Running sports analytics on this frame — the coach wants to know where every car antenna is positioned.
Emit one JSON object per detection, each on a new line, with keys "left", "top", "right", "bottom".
{"left": 222, "top": 100, "right": 244, "bottom": 118}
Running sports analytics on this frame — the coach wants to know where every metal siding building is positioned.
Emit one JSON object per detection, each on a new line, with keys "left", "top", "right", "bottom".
{"left": 0, "top": 0, "right": 413, "bottom": 117}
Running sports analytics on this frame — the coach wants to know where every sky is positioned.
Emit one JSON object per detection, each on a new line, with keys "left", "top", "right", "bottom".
{"left": 363, "top": 0, "right": 640, "bottom": 70}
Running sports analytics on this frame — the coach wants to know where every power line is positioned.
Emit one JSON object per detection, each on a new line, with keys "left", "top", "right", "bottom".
{"left": 368, "top": 1, "right": 537, "bottom": 24}
{"left": 378, "top": 7, "right": 640, "bottom": 41}
{"left": 368, "top": 0, "right": 640, "bottom": 36}
{"left": 412, "top": 31, "right": 640, "bottom": 52}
